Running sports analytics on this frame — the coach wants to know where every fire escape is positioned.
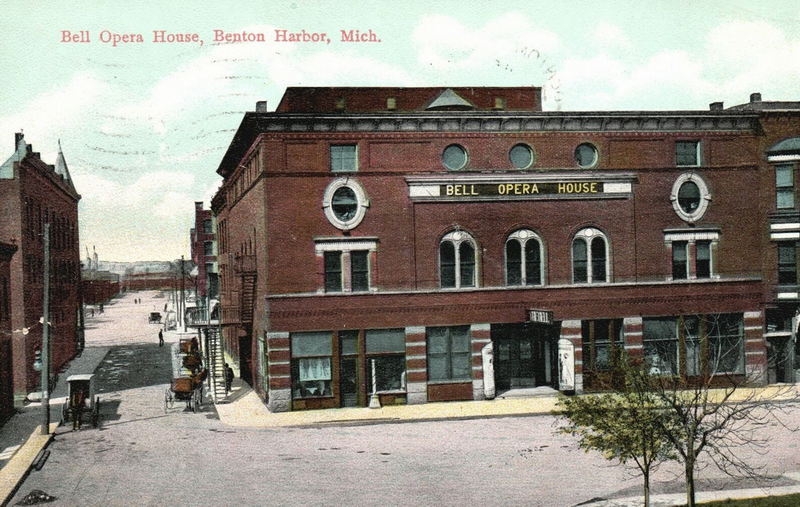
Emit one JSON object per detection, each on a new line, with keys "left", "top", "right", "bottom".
{"left": 235, "top": 254, "right": 257, "bottom": 325}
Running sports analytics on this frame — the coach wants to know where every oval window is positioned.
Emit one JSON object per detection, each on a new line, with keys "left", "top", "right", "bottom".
{"left": 442, "top": 144, "right": 468, "bottom": 170}
{"left": 574, "top": 143, "right": 598, "bottom": 168}
{"left": 509, "top": 144, "right": 534, "bottom": 169}
{"left": 677, "top": 181, "right": 701, "bottom": 213}
{"left": 331, "top": 187, "right": 358, "bottom": 221}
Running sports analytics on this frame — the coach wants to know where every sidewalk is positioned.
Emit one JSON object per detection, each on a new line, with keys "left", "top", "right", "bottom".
{"left": 0, "top": 345, "right": 110, "bottom": 505}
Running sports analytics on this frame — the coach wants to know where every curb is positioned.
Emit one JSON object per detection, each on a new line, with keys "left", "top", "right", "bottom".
{"left": 0, "top": 423, "right": 58, "bottom": 506}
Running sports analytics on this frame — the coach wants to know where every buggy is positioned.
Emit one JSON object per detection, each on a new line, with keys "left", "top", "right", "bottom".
{"left": 62, "top": 374, "right": 100, "bottom": 428}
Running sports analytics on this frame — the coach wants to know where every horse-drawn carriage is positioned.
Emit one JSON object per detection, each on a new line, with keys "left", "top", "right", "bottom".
{"left": 165, "top": 338, "right": 206, "bottom": 413}
{"left": 164, "top": 374, "right": 204, "bottom": 412}
{"left": 62, "top": 374, "right": 100, "bottom": 429}
{"left": 148, "top": 312, "right": 162, "bottom": 324}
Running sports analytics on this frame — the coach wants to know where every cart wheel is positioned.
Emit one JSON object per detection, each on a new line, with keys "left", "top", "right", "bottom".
{"left": 195, "top": 389, "right": 203, "bottom": 410}
{"left": 191, "top": 391, "right": 198, "bottom": 413}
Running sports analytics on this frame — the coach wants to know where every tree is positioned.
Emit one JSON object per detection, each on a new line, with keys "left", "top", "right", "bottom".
{"left": 556, "top": 361, "right": 675, "bottom": 507}
{"left": 646, "top": 313, "right": 797, "bottom": 507}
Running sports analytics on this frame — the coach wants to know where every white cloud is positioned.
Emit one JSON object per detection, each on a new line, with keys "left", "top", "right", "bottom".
{"left": 592, "top": 22, "right": 630, "bottom": 50}
{"left": 413, "top": 12, "right": 560, "bottom": 71}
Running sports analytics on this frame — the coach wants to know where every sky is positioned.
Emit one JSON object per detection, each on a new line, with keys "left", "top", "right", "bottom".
{"left": 1, "top": 0, "right": 798, "bottom": 262}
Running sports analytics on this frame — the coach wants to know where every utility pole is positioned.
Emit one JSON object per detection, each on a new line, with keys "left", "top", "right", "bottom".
{"left": 41, "top": 223, "right": 50, "bottom": 435}
{"left": 180, "top": 256, "right": 185, "bottom": 332}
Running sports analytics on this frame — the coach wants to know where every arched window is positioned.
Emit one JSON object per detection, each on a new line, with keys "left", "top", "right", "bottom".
{"left": 572, "top": 228, "right": 609, "bottom": 283}
{"left": 440, "top": 231, "right": 478, "bottom": 288}
{"left": 505, "top": 230, "right": 543, "bottom": 286}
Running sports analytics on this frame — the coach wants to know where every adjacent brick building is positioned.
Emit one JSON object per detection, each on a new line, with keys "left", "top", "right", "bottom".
{"left": 0, "top": 134, "right": 81, "bottom": 400}
{"left": 213, "top": 87, "right": 800, "bottom": 412}
{"left": 189, "top": 201, "right": 218, "bottom": 307}
{"left": 0, "top": 241, "right": 18, "bottom": 420}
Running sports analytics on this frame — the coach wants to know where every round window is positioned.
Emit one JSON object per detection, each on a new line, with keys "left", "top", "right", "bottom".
{"left": 331, "top": 187, "right": 358, "bottom": 221}
{"left": 323, "top": 178, "right": 369, "bottom": 231}
{"left": 574, "top": 143, "right": 598, "bottom": 168}
{"left": 671, "top": 173, "right": 710, "bottom": 223}
{"left": 677, "top": 181, "right": 701, "bottom": 213}
{"left": 442, "top": 144, "right": 468, "bottom": 170}
{"left": 509, "top": 144, "right": 534, "bottom": 169}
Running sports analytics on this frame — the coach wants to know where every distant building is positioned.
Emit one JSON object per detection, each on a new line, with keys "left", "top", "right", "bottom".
{"left": 189, "top": 201, "right": 218, "bottom": 305}
{"left": 0, "top": 133, "right": 81, "bottom": 401}
{"left": 0, "top": 241, "right": 18, "bottom": 420}
{"left": 80, "top": 249, "right": 120, "bottom": 306}
{"left": 213, "top": 87, "right": 800, "bottom": 413}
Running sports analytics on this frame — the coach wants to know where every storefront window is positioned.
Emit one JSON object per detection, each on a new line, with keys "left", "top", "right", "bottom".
{"left": 427, "top": 326, "right": 471, "bottom": 381}
{"left": 291, "top": 332, "right": 332, "bottom": 399}
{"left": 643, "top": 317, "right": 679, "bottom": 375}
{"left": 366, "top": 329, "right": 406, "bottom": 392}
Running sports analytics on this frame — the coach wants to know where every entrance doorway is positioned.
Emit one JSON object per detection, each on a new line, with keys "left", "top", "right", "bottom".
{"left": 491, "top": 323, "right": 555, "bottom": 392}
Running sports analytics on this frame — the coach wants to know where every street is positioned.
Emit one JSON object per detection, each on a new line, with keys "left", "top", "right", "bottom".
{"left": 9, "top": 291, "right": 800, "bottom": 506}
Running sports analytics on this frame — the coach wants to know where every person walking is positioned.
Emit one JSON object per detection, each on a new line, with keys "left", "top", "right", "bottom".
{"left": 158, "top": 329, "right": 164, "bottom": 347}
{"left": 225, "top": 363, "right": 234, "bottom": 394}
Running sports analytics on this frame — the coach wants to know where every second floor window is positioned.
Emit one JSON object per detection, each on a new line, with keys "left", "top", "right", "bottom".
{"left": 319, "top": 243, "right": 375, "bottom": 293}
{"left": 572, "top": 228, "right": 608, "bottom": 284}
{"left": 672, "top": 241, "right": 688, "bottom": 280}
{"left": 505, "top": 230, "right": 542, "bottom": 286}
{"left": 440, "top": 231, "right": 477, "bottom": 289}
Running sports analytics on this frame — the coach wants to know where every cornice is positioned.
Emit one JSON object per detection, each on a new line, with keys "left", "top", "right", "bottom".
{"left": 251, "top": 112, "right": 759, "bottom": 135}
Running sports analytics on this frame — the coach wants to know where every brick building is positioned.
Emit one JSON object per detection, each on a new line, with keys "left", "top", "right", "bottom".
{"left": 0, "top": 134, "right": 81, "bottom": 400}
{"left": 0, "top": 242, "right": 18, "bottom": 420}
{"left": 212, "top": 87, "right": 800, "bottom": 412}
{"left": 189, "top": 201, "right": 218, "bottom": 307}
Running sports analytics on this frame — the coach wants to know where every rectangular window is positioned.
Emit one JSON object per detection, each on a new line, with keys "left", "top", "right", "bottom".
{"left": 324, "top": 251, "right": 342, "bottom": 292}
{"left": 203, "top": 241, "right": 214, "bottom": 256}
{"left": 203, "top": 219, "right": 213, "bottom": 234}
{"left": 708, "top": 314, "right": 744, "bottom": 374}
{"left": 291, "top": 332, "right": 332, "bottom": 399}
{"left": 330, "top": 145, "right": 357, "bottom": 173}
{"left": 427, "top": 326, "right": 471, "bottom": 381}
{"left": 696, "top": 241, "right": 711, "bottom": 279}
{"left": 643, "top": 317, "right": 678, "bottom": 375}
{"left": 351, "top": 250, "right": 369, "bottom": 292}
{"left": 581, "top": 320, "right": 621, "bottom": 372}
{"left": 676, "top": 141, "right": 700, "bottom": 166}
{"left": 776, "top": 165, "right": 795, "bottom": 209}
{"left": 672, "top": 241, "right": 688, "bottom": 280}
{"left": 778, "top": 242, "right": 797, "bottom": 285}
{"left": 366, "top": 329, "right": 406, "bottom": 392}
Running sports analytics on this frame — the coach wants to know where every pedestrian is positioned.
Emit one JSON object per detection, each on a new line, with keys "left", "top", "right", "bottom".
{"left": 225, "top": 363, "right": 234, "bottom": 393}
{"left": 99, "top": 303, "right": 104, "bottom": 313}
{"left": 158, "top": 329, "right": 164, "bottom": 347}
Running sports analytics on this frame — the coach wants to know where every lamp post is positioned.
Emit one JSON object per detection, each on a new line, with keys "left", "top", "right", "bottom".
{"left": 368, "top": 359, "right": 381, "bottom": 409}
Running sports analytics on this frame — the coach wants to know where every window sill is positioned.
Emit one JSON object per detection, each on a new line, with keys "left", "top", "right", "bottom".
{"left": 292, "top": 395, "right": 334, "bottom": 400}
{"left": 427, "top": 379, "right": 472, "bottom": 385}
{"left": 371, "top": 389, "right": 406, "bottom": 395}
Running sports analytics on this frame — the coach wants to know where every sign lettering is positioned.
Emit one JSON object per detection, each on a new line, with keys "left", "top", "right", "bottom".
{"left": 441, "top": 181, "right": 600, "bottom": 197}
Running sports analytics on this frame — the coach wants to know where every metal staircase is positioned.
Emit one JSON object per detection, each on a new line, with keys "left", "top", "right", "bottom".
{"left": 205, "top": 328, "right": 228, "bottom": 402}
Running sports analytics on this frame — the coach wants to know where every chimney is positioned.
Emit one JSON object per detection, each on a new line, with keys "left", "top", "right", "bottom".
{"left": 255, "top": 101, "right": 267, "bottom": 112}
{"left": 709, "top": 101, "right": 724, "bottom": 111}
{"left": 750, "top": 92, "right": 762, "bottom": 103}
{"left": 14, "top": 132, "right": 23, "bottom": 149}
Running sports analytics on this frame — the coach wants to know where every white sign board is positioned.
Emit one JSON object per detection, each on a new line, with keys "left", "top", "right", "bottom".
{"left": 558, "top": 339, "right": 575, "bottom": 391}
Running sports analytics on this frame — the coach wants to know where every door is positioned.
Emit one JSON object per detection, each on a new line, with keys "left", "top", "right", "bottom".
{"left": 339, "top": 331, "right": 359, "bottom": 407}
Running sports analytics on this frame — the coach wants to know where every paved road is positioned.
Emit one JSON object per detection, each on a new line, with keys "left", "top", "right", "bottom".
{"left": 9, "top": 291, "right": 800, "bottom": 506}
